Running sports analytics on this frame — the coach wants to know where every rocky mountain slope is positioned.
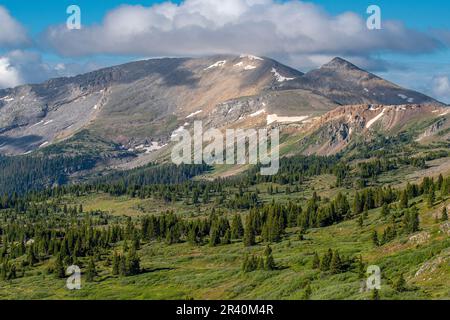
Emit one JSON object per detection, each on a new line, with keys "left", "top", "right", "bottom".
{"left": 279, "top": 57, "right": 442, "bottom": 106}
{"left": 1, "top": 56, "right": 444, "bottom": 156}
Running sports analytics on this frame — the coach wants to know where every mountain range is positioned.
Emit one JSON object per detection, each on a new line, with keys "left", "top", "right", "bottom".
{"left": 0, "top": 55, "right": 448, "bottom": 179}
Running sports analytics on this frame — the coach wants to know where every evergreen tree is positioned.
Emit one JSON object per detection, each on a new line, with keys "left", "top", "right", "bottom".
{"left": 393, "top": 273, "right": 406, "bottom": 292}
{"left": 381, "top": 203, "right": 390, "bottom": 218}
{"left": 441, "top": 207, "right": 448, "bottom": 222}
{"left": 54, "top": 254, "right": 65, "bottom": 279}
{"left": 264, "top": 245, "right": 275, "bottom": 271}
{"left": 371, "top": 289, "right": 380, "bottom": 300}
{"left": 357, "top": 215, "right": 364, "bottom": 228}
{"left": 320, "top": 249, "right": 333, "bottom": 271}
{"left": 243, "top": 215, "right": 256, "bottom": 247}
{"left": 209, "top": 226, "right": 220, "bottom": 247}
{"left": 312, "top": 252, "right": 320, "bottom": 269}
{"left": 112, "top": 251, "right": 120, "bottom": 275}
{"left": 330, "top": 250, "right": 342, "bottom": 274}
{"left": 427, "top": 189, "right": 435, "bottom": 208}
{"left": 221, "top": 229, "right": 231, "bottom": 245}
{"left": 400, "top": 190, "right": 409, "bottom": 209}
{"left": 230, "top": 215, "right": 244, "bottom": 239}
{"left": 86, "top": 257, "right": 97, "bottom": 282}
{"left": 126, "top": 249, "right": 140, "bottom": 276}
{"left": 302, "top": 283, "right": 312, "bottom": 300}
{"left": 372, "top": 230, "right": 379, "bottom": 247}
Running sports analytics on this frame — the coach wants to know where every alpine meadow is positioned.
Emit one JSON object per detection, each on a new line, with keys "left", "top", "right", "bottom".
{"left": 0, "top": 0, "right": 449, "bottom": 305}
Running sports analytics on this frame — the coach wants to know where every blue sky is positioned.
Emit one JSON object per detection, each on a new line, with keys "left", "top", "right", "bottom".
{"left": 0, "top": 0, "right": 449, "bottom": 102}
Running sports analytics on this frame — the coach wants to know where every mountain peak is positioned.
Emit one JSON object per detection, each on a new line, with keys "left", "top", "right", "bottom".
{"left": 321, "top": 57, "right": 360, "bottom": 71}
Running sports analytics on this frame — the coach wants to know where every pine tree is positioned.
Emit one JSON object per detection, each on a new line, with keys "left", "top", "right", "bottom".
{"left": 330, "top": 250, "right": 342, "bottom": 274}
{"left": 243, "top": 215, "right": 256, "bottom": 247}
{"left": 112, "top": 251, "right": 120, "bottom": 275}
{"left": 400, "top": 190, "right": 409, "bottom": 209}
{"left": 320, "top": 249, "right": 333, "bottom": 271}
{"left": 372, "top": 230, "right": 379, "bottom": 247}
{"left": 371, "top": 289, "right": 380, "bottom": 300}
{"left": 357, "top": 215, "right": 364, "bottom": 228}
{"left": 312, "top": 252, "right": 320, "bottom": 269}
{"left": 381, "top": 203, "right": 390, "bottom": 218}
{"left": 302, "top": 283, "right": 312, "bottom": 300}
{"left": 230, "top": 215, "right": 244, "bottom": 239}
{"left": 441, "top": 207, "right": 448, "bottom": 222}
{"left": 209, "top": 226, "right": 220, "bottom": 247}
{"left": 126, "top": 249, "right": 140, "bottom": 276}
{"left": 86, "top": 257, "right": 97, "bottom": 282}
{"left": 264, "top": 245, "right": 275, "bottom": 271}
{"left": 221, "top": 229, "right": 231, "bottom": 245}
{"left": 393, "top": 273, "right": 406, "bottom": 292}
{"left": 427, "top": 189, "right": 435, "bottom": 208}
{"left": 54, "top": 254, "right": 65, "bottom": 279}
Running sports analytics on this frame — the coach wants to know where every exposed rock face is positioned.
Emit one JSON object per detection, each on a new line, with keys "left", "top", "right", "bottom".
{"left": 0, "top": 55, "right": 302, "bottom": 155}
{"left": 278, "top": 57, "right": 442, "bottom": 106}
{"left": 440, "top": 221, "right": 450, "bottom": 236}
{"left": 0, "top": 55, "right": 446, "bottom": 162}
{"left": 408, "top": 232, "right": 431, "bottom": 245}
{"left": 414, "top": 248, "right": 450, "bottom": 279}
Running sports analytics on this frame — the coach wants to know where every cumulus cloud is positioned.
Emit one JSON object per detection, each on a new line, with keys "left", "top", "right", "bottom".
{"left": 0, "top": 50, "right": 104, "bottom": 89}
{"left": 431, "top": 75, "right": 450, "bottom": 103}
{"left": 0, "top": 56, "right": 22, "bottom": 88}
{"left": 42, "top": 0, "right": 441, "bottom": 66}
{"left": 0, "top": 6, "right": 30, "bottom": 48}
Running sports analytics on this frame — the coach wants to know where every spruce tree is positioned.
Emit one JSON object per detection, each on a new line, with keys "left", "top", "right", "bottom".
{"left": 86, "top": 257, "right": 96, "bottom": 282}
{"left": 393, "top": 273, "right": 406, "bottom": 292}
{"left": 441, "top": 207, "right": 448, "bottom": 222}
{"left": 371, "top": 289, "right": 380, "bottom": 300}
{"left": 264, "top": 245, "right": 275, "bottom": 271}
{"left": 330, "top": 250, "right": 342, "bottom": 274}
{"left": 312, "top": 252, "right": 320, "bottom": 269}
{"left": 372, "top": 230, "right": 379, "bottom": 247}
{"left": 243, "top": 215, "right": 256, "bottom": 247}
{"left": 112, "top": 251, "right": 120, "bottom": 275}
{"left": 54, "top": 254, "right": 65, "bottom": 279}
{"left": 320, "top": 249, "right": 333, "bottom": 271}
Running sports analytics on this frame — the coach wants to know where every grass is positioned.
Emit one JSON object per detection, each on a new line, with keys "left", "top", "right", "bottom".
{"left": 1, "top": 188, "right": 448, "bottom": 300}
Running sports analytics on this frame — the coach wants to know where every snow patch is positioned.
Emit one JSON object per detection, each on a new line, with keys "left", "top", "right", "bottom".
{"left": 43, "top": 120, "right": 54, "bottom": 126}
{"left": 204, "top": 60, "right": 226, "bottom": 70}
{"left": 398, "top": 94, "right": 408, "bottom": 100}
{"left": 39, "top": 141, "right": 49, "bottom": 148}
{"left": 171, "top": 126, "right": 186, "bottom": 139}
{"left": 135, "top": 142, "right": 167, "bottom": 154}
{"left": 250, "top": 109, "right": 266, "bottom": 117}
{"left": 186, "top": 110, "right": 202, "bottom": 118}
{"left": 0, "top": 96, "right": 14, "bottom": 102}
{"left": 234, "top": 62, "right": 244, "bottom": 67}
{"left": 366, "top": 109, "right": 385, "bottom": 129}
{"left": 271, "top": 68, "right": 294, "bottom": 82}
{"left": 267, "top": 114, "right": 309, "bottom": 125}
{"left": 244, "top": 65, "right": 257, "bottom": 70}
{"left": 240, "top": 54, "right": 264, "bottom": 61}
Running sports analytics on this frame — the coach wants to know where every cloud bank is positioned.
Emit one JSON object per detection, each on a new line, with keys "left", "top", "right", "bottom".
{"left": 42, "top": 0, "right": 441, "bottom": 67}
{"left": 0, "top": 6, "right": 30, "bottom": 47}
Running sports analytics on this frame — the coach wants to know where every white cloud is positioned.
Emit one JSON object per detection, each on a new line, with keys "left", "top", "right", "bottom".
{"left": 0, "top": 50, "right": 104, "bottom": 89}
{"left": 431, "top": 75, "right": 450, "bottom": 103}
{"left": 0, "top": 57, "right": 22, "bottom": 88}
{"left": 0, "top": 6, "right": 30, "bottom": 47}
{"left": 43, "top": 0, "right": 440, "bottom": 65}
